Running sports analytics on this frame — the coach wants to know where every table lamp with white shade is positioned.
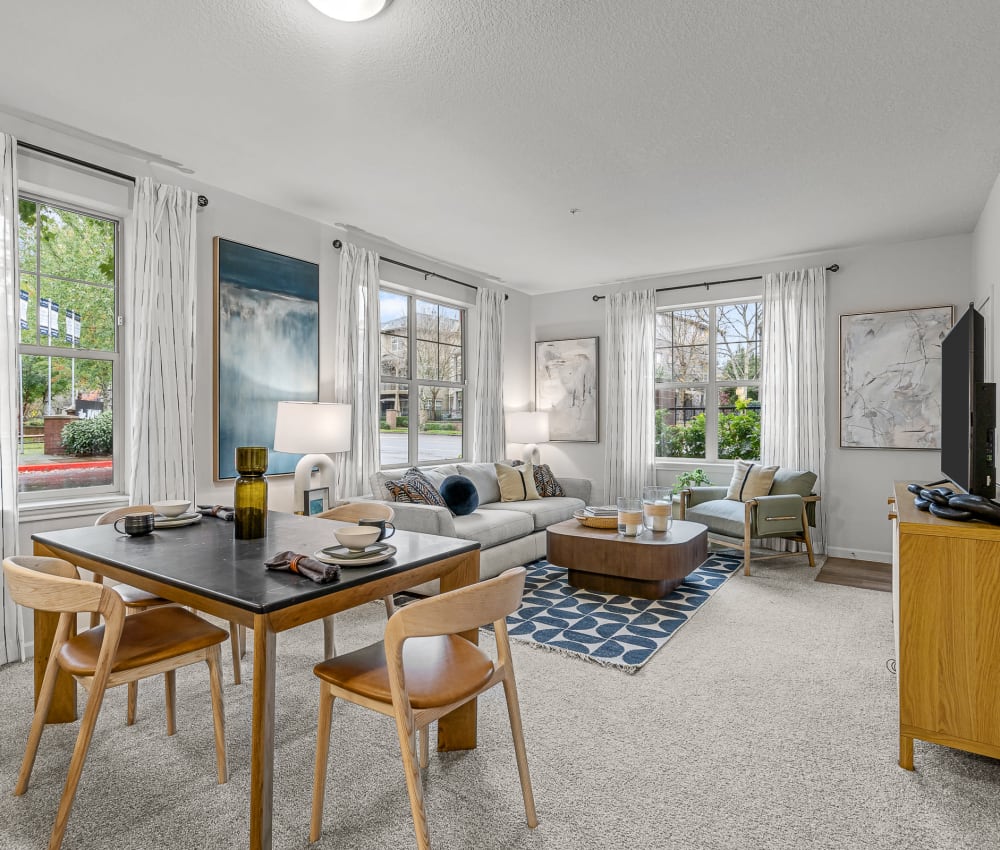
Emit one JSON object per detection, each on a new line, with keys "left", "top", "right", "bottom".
{"left": 506, "top": 411, "right": 550, "bottom": 465}
{"left": 273, "top": 401, "right": 352, "bottom": 514}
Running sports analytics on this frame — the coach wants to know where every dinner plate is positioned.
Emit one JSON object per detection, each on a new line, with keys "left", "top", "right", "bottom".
{"left": 154, "top": 512, "right": 202, "bottom": 529}
{"left": 313, "top": 544, "right": 396, "bottom": 567}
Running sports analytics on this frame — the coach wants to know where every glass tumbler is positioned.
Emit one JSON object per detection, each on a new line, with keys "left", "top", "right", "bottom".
{"left": 617, "top": 497, "right": 643, "bottom": 537}
{"left": 642, "top": 486, "right": 673, "bottom": 533}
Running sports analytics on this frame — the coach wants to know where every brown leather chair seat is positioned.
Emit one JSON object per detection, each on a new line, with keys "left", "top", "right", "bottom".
{"left": 59, "top": 606, "right": 228, "bottom": 676}
{"left": 314, "top": 635, "right": 494, "bottom": 709}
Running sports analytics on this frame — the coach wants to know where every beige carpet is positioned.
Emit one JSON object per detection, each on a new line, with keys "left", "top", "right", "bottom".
{"left": 1, "top": 556, "right": 998, "bottom": 849}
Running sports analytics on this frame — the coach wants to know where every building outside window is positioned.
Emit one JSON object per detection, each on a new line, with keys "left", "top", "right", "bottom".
{"left": 379, "top": 289, "right": 465, "bottom": 466}
{"left": 16, "top": 196, "right": 120, "bottom": 495}
{"left": 654, "top": 300, "right": 761, "bottom": 462}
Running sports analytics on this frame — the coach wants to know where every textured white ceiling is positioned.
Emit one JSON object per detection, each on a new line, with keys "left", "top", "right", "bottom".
{"left": 3, "top": 0, "right": 1000, "bottom": 293}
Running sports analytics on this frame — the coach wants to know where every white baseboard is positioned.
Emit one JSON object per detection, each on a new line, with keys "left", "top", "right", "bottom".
{"left": 826, "top": 546, "right": 891, "bottom": 564}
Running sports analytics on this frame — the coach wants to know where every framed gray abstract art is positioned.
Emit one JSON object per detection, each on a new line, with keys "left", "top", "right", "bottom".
{"left": 840, "top": 305, "right": 954, "bottom": 449}
{"left": 535, "top": 337, "right": 599, "bottom": 442}
{"left": 214, "top": 237, "right": 319, "bottom": 480}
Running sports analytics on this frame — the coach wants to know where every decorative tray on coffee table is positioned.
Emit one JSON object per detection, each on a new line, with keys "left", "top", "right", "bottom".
{"left": 573, "top": 509, "right": 619, "bottom": 529}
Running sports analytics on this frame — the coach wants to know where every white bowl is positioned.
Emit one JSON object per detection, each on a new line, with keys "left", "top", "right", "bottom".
{"left": 334, "top": 526, "right": 381, "bottom": 551}
{"left": 152, "top": 499, "right": 191, "bottom": 518}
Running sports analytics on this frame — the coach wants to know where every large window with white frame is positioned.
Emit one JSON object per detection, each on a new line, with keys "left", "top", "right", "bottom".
{"left": 654, "top": 300, "right": 761, "bottom": 462}
{"left": 16, "top": 195, "right": 121, "bottom": 495}
{"left": 379, "top": 289, "right": 465, "bottom": 467}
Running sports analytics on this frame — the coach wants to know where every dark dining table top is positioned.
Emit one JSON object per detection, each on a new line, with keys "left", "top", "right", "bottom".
{"left": 32, "top": 511, "right": 478, "bottom": 614}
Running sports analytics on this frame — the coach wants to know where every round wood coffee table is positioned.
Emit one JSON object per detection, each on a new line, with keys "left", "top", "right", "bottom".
{"left": 546, "top": 519, "right": 709, "bottom": 599}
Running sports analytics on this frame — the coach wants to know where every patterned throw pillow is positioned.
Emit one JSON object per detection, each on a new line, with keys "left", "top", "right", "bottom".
{"left": 511, "top": 461, "right": 565, "bottom": 497}
{"left": 384, "top": 468, "right": 448, "bottom": 507}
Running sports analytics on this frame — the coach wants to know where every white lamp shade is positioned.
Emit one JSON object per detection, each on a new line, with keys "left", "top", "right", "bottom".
{"left": 305, "top": 0, "right": 392, "bottom": 21}
{"left": 273, "top": 402, "right": 352, "bottom": 454}
{"left": 506, "top": 411, "right": 550, "bottom": 445}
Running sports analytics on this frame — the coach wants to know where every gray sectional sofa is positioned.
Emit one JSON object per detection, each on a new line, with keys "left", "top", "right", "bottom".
{"left": 364, "top": 462, "right": 592, "bottom": 586}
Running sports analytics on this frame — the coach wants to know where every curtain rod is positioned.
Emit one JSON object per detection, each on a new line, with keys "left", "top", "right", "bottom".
{"left": 17, "top": 141, "right": 209, "bottom": 208}
{"left": 590, "top": 264, "right": 840, "bottom": 302}
{"left": 332, "top": 239, "right": 507, "bottom": 300}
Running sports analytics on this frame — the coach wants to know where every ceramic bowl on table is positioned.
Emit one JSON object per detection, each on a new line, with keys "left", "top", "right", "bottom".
{"left": 152, "top": 499, "right": 192, "bottom": 518}
{"left": 334, "top": 526, "right": 382, "bottom": 551}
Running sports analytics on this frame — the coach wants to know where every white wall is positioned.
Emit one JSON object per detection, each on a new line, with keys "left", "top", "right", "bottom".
{"left": 531, "top": 234, "right": 973, "bottom": 562}
{"left": 973, "top": 169, "right": 1000, "bottom": 381}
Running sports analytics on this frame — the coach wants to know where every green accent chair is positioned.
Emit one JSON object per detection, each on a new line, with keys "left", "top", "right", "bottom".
{"left": 679, "top": 468, "right": 820, "bottom": 576}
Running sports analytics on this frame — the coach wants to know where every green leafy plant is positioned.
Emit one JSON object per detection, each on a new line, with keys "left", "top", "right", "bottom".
{"left": 672, "top": 468, "right": 712, "bottom": 494}
{"left": 61, "top": 411, "right": 113, "bottom": 456}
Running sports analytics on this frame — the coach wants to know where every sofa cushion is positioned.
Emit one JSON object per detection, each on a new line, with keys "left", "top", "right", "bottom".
{"left": 684, "top": 499, "right": 747, "bottom": 539}
{"left": 371, "top": 464, "right": 459, "bottom": 499}
{"left": 456, "top": 463, "right": 502, "bottom": 505}
{"left": 440, "top": 475, "right": 479, "bottom": 516}
{"left": 769, "top": 468, "right": 818, "bottom": 498}
{"left": 479, "top": 496, "right": 585, "bottom": 531}
{"left": 451, "top": 509, "right": 534, "bottom": 550}
{"left": 495, "top": 463, "right": 541, "bottom": 502}
{"left": 725, "top": 461, "right": 778, "bottom": 502}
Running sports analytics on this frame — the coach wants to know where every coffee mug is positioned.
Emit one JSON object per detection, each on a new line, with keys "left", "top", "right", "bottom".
{"left": 113, "top": 513, "right": 156, "bottom": 537}
{"left": 358, "top": 518, "right": 395, "bottom": 541}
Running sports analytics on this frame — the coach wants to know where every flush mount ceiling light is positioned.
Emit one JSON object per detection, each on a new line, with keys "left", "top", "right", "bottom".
{"left": 306, "top": 0, "right": 392, "bottom": 21}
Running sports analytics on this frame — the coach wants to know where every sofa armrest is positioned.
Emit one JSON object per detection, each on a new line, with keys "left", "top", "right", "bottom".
{"left": 357, "top": 499, "right": 457, "bottom": 537}
{"left": 557, "top": 476, "right": 592, "bottom": 504}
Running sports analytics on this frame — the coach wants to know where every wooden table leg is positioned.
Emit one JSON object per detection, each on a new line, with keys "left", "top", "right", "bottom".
{"left": 436, "top": 550, "right": 480, "bottom": 752}
{"left": 250, "top": 616, "right": 276, "bottom": 850}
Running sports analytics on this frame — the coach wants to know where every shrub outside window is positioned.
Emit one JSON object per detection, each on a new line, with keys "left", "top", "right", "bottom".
{"left": 654, "top": 301, "right": 761, "bottom": 462}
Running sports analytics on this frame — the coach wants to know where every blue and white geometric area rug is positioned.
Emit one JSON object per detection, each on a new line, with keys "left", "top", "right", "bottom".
{"left": 496, "top": 554, "right": 743, "bottom": 674}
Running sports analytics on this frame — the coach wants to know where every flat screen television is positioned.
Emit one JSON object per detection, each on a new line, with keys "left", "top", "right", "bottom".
{"left": 940, "top": 303, "right": 996, "bottom": 497}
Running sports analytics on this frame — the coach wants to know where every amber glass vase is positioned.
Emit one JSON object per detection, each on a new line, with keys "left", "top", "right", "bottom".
{"left": 234, "top": 446, "right": 268, "bottom": 540}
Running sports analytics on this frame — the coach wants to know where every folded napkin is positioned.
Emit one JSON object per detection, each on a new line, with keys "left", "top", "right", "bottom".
{"left": 265, "top": 550, "right": 341, "bottom": 584}
{"left": 197, "top": 504, "right": 235, "bottom": 521}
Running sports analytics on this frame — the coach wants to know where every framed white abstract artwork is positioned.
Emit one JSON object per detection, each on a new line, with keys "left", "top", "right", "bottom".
{"left": 535, "top": 337, "right": 599, "bottom": 442}
{"left": 840, "top": 305, "right": 954, "bottom": 449}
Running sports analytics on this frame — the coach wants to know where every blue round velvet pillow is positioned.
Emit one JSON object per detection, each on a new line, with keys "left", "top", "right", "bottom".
{"left": 440, "top": 475, "right": 479, "bottom": 516}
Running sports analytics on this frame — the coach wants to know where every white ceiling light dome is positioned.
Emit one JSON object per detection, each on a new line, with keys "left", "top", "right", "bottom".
{"left": 306, "top": 0, "right": 392, "bottom": 22}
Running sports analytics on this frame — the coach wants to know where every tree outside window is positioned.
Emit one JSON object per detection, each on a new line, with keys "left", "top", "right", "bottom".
{"left": 16, "top": 197, "right": 119, "bottom": 493}
{"left": 655, "top": 301, "right": 761, "bottom": 461}
{"left": 378, "top": 289, "right": 465, "bottom": 466}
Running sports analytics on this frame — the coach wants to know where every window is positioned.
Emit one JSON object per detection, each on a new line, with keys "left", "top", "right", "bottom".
{"left": 654, "top": 300, "right": 761, "bottom": 462}
{"left": 379, "top": 289, "right": 465, "bottom": 467}
{"left": 16, "top": 196, "right": 120, "bottom": 495}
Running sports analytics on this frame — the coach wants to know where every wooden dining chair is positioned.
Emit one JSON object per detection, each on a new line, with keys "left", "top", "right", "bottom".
{"left": 2, "top": 555, "right": 228, "bottom": 850}
{"left": 309, "top": 566, "right": 537, "bottom": 849}
{"left": 314, "top": 501, "right": 397, "bottom": 657}
{"left": 94, "top": 505, "right": 246, "bottom": 710}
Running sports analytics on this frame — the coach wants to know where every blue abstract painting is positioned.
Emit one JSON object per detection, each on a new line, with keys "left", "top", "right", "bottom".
{"left": 215, "top": 238, "right": 319, "bottom": 479}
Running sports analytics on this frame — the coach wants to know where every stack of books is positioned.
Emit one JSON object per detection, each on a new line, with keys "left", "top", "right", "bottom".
{"left": 583, "top": 505, "right": 618, "bottom": 517}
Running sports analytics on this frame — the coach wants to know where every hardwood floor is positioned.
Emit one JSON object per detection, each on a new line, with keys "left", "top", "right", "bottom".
{"left": 814, "top": 556, "right": 891, "bottom": 592}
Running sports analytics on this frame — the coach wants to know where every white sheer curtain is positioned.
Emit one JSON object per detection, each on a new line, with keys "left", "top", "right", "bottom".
{"left": 332, "top": 242, "right": 380, "bottom": 498}
{"left": 1, "top": 134, "right": 23, "bottom": 665}
{"left": 761, "top": 266, "right": 826, "bottom": 551}
{"left": 127, "top": 178, "right": 199, "bottom": 504}
{"left": 471, "top": 287, "right": 505, "bottom": 462}
{"left": 604, "top": 289, "right": 656, "bottom": 503}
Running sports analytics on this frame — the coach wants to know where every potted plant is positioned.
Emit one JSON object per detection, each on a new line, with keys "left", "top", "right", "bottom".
{"left": 672, "top": 468, "right": 711, "bottom": 494}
